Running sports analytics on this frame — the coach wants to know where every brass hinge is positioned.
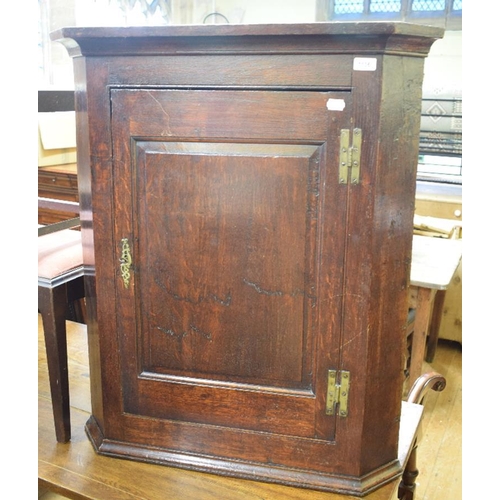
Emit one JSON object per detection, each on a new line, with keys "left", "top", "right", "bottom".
{"left": 326, "top": 369, "right": 351, "bottom": 417}
{"left": 339, "top": 128, "right": 362, "bottom": 185}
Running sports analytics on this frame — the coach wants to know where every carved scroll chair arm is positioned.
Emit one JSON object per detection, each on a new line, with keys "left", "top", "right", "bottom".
{"left": 398, "top": 371, "right": 447, "bottom": 500}
{"left": 407, "top": 371, "right": 446, "bottom": 405}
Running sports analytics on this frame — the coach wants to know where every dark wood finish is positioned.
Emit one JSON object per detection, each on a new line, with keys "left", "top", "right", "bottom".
{"left": 38, "top": 91, "right": 79, "bottom": 225}
{"left": 52, "top": 22, "right": 443, "bottom": 496}
{"left": 38, "top": 197, "right": 85, "bottom": 442}
{"left": 38, "top": 90, "right": 75, "bottom": 112}
{"left": 38, "top": 197, "right": 80, "bottom": 236}
{"left": 38, "top": 196, "right": 79, "bottom": 214}
{"left": 39, "top": 318, "right": 429, "bottom": 500}
{"left": 39, "top": 282, "right": 83, "bottom": 442}
{"left": 38, "top": 164, "right": 79, "bottom": 225}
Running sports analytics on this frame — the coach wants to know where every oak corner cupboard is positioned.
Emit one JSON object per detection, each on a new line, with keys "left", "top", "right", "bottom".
{"left": 52, "top": 22, "right": 443, "bottom": 496}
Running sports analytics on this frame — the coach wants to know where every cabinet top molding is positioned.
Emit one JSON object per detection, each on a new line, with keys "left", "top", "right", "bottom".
{"left": 51, "top": 22, "right": 443, "bottom": 58}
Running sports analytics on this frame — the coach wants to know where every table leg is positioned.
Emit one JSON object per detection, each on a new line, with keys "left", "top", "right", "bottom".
{"left": 408, "top": 287, "right": 435, "bottom": 390}
{"left": 425, "top": 289, "right": 446, "bottom": 363}
{"left": 38, "top": 284, "right": 71, "bottom": 443}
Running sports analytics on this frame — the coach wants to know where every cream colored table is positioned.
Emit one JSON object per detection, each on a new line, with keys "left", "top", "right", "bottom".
{"left": 408, "top": 235, "right": 462, "bottom": 387}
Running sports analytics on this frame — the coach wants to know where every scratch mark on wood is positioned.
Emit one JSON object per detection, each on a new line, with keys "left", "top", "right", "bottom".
{"left": 243, "top": 278, "right": 283, "bottom": 296}
{"left": 147, "top": 91, "right": 172, "bottom": 136}
{"left": 209, "top": 292, "right": 232, "bottom": 307}
{"left": 156, "top": 326, "right": 186, "bottom": 338}
{"left": 156, "top": 324, "right": 212, "bottom": 341}
{"left": 242, "top": 278, "right": 305, "bottom": 298}
{"left": 154, "top": 277, "right": 231, "bottom": 307}
{"left": 189, "top": 324, "right": 212, "bottom": 340}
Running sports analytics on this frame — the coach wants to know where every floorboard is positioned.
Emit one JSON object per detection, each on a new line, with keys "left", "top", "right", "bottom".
{"left": 418, "top": 341, "right": 462, "bottom": 500}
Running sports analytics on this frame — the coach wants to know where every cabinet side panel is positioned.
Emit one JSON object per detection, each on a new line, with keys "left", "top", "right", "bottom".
{"left": 73, "top": 56, "right": 104, "bottom": 427}
{"left": 365, "top": 54, "right": 425, "bottom": 470}
{"left": 76, "top": 58, "right": 126, "bottom": 434}
{"left": 340, "top": 55, "right": 426, "bottom": 474}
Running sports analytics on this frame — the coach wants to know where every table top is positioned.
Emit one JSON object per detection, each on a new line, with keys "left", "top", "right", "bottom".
{"left": 410, "top": 235, "right": 462, "bottom": 290}
{"left": 38, "top": 162, "right": 78, "bottom": 175}
{"left": 38, "top": 318, "right": 422, "bottom": 500}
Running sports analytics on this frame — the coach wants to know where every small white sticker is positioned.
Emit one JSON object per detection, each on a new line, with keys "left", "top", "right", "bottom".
{"left": 353, "top": 57, "right": 377, "bottom": 72}
{"left": 327, "top": 98, "right": 345, "bottom": 111}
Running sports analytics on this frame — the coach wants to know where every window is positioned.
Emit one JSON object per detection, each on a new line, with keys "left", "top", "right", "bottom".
{"left": 327, "top": 1, "right": 462, "bottom": 184}
{"left": 418, "top": 96, "right": 462, "bottom": 184}
{"left": 371, "top": 1, "right": 402, "bottom": 13}
{"left": 417, "top": 155, "right": 462, "bottom": 183}
{"left": 333, "top": 0, "right": 364, "bottom": 14}
{"left": 328, "top": 0, "right": 462, "bottom": 28}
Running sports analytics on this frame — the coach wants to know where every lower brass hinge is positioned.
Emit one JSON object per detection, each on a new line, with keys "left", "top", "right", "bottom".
{"left": 326, "top": 369, "right": 351, "bottom": 417}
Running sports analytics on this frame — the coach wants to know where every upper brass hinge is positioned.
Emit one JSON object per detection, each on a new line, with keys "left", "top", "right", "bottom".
{"left": 339, "top": 128, "right": 362, "bottom": 185}
{"left": 326, "top": 369, "right": 351, "bottom": 417}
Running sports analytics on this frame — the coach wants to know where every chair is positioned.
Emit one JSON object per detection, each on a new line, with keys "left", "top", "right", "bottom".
{"left": 398, "top": 371, "right": 446, "bottom": 500}
{"left": 38, "top": 196, "right": 85, "bottom": 443}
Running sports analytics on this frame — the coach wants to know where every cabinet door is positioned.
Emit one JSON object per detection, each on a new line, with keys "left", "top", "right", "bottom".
{"left": 108, "top": 88, "right": 352, "bottom": 464}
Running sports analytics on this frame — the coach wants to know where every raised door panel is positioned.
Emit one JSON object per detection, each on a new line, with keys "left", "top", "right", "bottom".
{"left": 108, "top": 89, "right": 353, "bottom": 466}
{"left": 128, "top": 141, "right": 320, "bottom": 437}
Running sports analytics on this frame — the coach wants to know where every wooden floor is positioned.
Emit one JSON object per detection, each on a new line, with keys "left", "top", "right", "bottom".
{"left": 38, "top": 315, "right": 462, "bottom": 500}
{"left": 412, "top": 340, "right": 462, "bottom": 500}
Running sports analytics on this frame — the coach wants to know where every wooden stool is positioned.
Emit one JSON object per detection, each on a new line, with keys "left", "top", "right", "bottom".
{"left": 38, "top": 227, "right": 84, "bottom": 443}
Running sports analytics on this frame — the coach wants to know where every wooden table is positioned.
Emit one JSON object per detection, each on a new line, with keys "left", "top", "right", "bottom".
{"left": 38, "top": 163, "right": 79, "bottom": 226}
{"left": 408, "top": 235, "right": 462, "bottom": 388}
{"left": 38, "top": 317, "right": 423, "bottom": 500}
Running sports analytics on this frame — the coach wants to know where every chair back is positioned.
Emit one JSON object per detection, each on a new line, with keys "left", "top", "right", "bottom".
{"left": 38, "top": 197, "right": 80, "bottom": 236}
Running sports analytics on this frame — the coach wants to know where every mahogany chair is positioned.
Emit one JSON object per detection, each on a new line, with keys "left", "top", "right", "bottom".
{"left": 38, "top": 196, "right": 85, "bottom": 443}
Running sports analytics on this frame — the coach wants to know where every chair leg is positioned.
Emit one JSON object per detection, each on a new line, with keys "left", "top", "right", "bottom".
{"left": 398, "top": 444, "right": 419, "bottom": 500}
{"left": 38, "top": 285, "right": 71, "bottom": 443}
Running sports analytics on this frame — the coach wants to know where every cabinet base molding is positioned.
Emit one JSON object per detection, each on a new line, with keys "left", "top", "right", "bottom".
{"left": 85, "top": 416, "right": 402, "bottom": 497}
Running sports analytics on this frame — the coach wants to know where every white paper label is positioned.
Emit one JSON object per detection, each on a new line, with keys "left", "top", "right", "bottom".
{"left": 326, "top": 98, "right": 346, "bottom": 111}
{"left": 353, "top": 57, "right": 377, "bottom": 72}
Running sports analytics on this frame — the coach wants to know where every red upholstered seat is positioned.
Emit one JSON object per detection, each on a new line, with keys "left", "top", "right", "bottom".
{"left": 38, "top": 229, "right": 83, "bottom": 281}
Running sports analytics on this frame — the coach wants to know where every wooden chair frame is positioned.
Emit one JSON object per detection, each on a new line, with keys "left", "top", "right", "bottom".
{"left": 398, "top": 371, "right": 446, "bottom": 500}
{"left": 38, "top": 196, "right": 85, "bottom": 442}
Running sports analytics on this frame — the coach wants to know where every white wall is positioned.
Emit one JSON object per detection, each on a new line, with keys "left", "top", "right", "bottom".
{"left": 202, "top": 0, "right": 317, "bottom": 24}
{"left": 38, "top": 0, "right": 75, "bottom": 88}
{"left": 423, "top": 30, "right": 462, "bottom": 98}
{"left": 40, "top": 0, "right": 461, "bottom": 99}
{"left": 41, "top": 0, "right": 319, "bottom": 87}
{"left": 74, "top": 0, "right": 318, "bottom": 25}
